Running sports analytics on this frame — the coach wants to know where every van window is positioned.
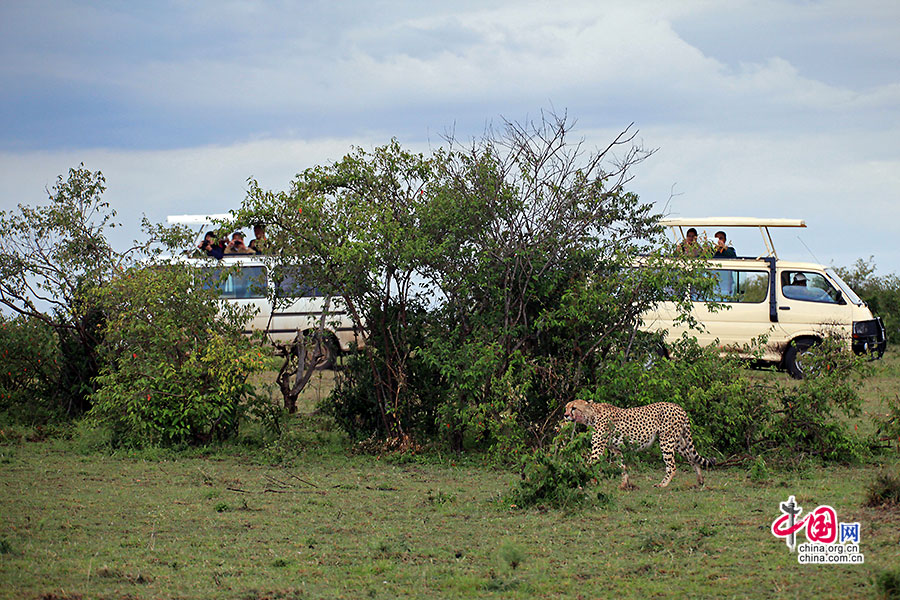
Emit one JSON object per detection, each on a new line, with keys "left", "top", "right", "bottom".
{"left": 272, "top": 266, "right": 322, "bottom": 298}
{"left": 780, "top": 271, "right": 841, "bottom": 304}
{"left": 201, "top": 266, "right": 268, "bottom": 299}
{"left": 695, "top": 270, "right": 769, "bottom": 303}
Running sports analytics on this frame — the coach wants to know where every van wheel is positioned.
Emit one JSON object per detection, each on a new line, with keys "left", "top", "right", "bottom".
{"left": 301, "top": 333, "right": 337, "bottom": 370}
{"left": 641, "top": 343, "right": 669, "bottom": 370}
{"left": 784, "top": 338, "right": 818, "bottom": 379}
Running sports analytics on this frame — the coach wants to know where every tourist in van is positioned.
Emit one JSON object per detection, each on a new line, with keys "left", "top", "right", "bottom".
{"left": 225, "top": 231, "right": 254, "bottom": 255}
{"left": 678, "top": 228, "right": 701, "bottom": 257}
{"left": 713, "top": 231, "right": 737, "bottom": 258}
{"left": 249, "top": 224, "right": 268, "bottom": 255}
{"left": 198, "top": 231, "right": 225, "bottom": 259}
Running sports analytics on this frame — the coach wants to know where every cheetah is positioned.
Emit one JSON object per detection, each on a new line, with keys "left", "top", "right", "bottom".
{"left": 563, "top": 399, "right": 715, "bottom": 489}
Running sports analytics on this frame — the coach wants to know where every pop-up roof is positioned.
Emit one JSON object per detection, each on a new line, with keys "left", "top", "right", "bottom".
{"left": 660, "top": 217, "right": 806, "bottom": 258}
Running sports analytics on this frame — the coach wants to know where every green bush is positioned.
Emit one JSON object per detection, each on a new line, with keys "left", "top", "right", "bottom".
{"left": 322, "top": 300, "right": 450, "bottom": 447}
{"left": 875, "top": 569, "right": 900, "bottom": 600}
{"left": 508, "top": 422, "right": 604, "bottom": 509}
{"left": 865, "top": 471, "right": 900, "bottom": 508}
{"left": 86, "top": 265, "right": 268, "bottom": 446}
{"left": 763, "top": 335, "right": 869, "bottom": 462}
{"left": 0, "top": 316, "right": 62, "bottom": 425}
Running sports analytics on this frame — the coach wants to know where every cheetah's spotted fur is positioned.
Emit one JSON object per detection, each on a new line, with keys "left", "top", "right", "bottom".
{"left": 564, "top": 399, "right": 715, "bottom": 489}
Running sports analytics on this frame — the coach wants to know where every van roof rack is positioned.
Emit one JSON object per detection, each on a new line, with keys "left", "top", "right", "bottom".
{"left": 166, "top": 214, "right": 231, "bottom": 226}
{"left": 659, "top": 217, "right": 805, "bottom": 228}
{"left": 660, "top": 217, "right": 807, "bottom": 259}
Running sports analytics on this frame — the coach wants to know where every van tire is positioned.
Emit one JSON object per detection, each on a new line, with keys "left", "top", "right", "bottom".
{"left": 314, "top": 337, "right": 337, "bottom": 370}
{"left": 299, "top": 333, "right": 337, "bottom": 370}
{"left": 784, "top": 338, "right": 818, "bottom": 379}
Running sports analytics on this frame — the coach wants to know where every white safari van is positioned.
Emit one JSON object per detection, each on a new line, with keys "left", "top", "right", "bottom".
{"left": 642, "top": 217, "right": 887, "bottom": 378}
{"left": 164, "top": 216, "right": 362, "bottom": 368}
{"left": 193, "top": 255, "right": 362, "bottom": 367}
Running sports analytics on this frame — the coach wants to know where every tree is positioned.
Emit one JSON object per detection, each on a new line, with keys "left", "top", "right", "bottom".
{"left": 232, "top": 113, "right": 710, "bottom": 449}
{"left": 0, "top": 165, "right": 267, "bottom": 445}
{"left": 417, "top": 114, "right": 707, "bottom": 449}
{"left": 233, "top": 140, "right": 433, "bottom": 442}
{"left": 0, "top": 166, "right": 125, "bottom": 413}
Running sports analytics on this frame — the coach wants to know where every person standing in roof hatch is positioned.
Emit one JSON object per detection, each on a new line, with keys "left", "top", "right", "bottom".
{"left": 713, "top": 230, "right": 737, "bottom": 258}
{"left": 678, "top": 227, "right": 701, "bottom": 257}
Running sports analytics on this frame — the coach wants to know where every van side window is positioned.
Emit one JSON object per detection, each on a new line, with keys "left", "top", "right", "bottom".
{"left": 273, "top": 267, "right": 322, "bottom": 298}
{"left": 781, "top": 271, "right": 841, "bottom": 304}
{"left": 201, "top": 266, "right": 268, "bottom": 299}
{"left": 695, "top": 270, "right": 768, "bottom": 303}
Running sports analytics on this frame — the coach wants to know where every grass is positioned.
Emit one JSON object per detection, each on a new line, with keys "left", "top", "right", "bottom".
{"left": 1, "top": 357, "right": 899, "bottom": 599}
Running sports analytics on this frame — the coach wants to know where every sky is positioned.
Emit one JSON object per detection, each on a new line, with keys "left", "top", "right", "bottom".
{"left": 1, "top": 0, "right": 898, "bottom": 275}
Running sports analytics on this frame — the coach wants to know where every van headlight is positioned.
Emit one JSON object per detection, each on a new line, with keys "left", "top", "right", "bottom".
{"left": 852, "top": 320, "right": 876, "bottom": 337}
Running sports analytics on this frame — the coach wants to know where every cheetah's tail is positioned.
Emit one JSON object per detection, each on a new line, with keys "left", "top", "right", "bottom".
{"left": 695, "top": 453, "right": 716, "bottom": 469}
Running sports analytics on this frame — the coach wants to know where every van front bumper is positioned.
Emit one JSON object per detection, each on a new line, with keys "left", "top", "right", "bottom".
{"left": 852, "top": 317, "right": 887, "bottom": 357}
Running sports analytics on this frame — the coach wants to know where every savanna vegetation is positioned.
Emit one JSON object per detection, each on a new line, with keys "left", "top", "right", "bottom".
{"left": 2, "top": 115, "right": 900, "bottom": 599}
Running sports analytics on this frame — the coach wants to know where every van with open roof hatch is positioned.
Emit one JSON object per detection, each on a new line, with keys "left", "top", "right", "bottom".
{"left": 165, "top": 215, "right": 363, "bottom": 368}
{"left": 641, "top": 217, "right": 887, "bottom": 378}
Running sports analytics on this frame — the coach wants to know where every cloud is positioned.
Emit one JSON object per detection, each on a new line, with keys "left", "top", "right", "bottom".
{"left": 1, "top": 0, "right": 898, "bottom": 273}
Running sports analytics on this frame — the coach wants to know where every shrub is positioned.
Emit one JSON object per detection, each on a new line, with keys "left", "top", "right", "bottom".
{"left": 0, "top": 316, "right": 62, "bottom": 425}
{"left": 508, "top": 422, "right": 603, "bottom": 509}
{"left": 763, "top": 334, "right": 869, "bottom": 462}
{"left": 875, "top": 569, "right": 900, "bottom": 600}
{"left": 865, "top": 471, "right": 900, "bottom": 508}
{"left": 874, "top": 393, "right": 900, "bottom": 452}
{"left": 87, "top": 264, "right": 268, "bottom": 446}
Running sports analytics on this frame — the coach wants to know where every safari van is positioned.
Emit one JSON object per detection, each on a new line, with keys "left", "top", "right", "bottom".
{"left": 641, "top": 217, "right": 887, "bottom": 378}
{"left": 185, "top": 254, "right": 363, "bottom": 368}
{"left": 165, "top": 214, "right": 363, "bottom": 368}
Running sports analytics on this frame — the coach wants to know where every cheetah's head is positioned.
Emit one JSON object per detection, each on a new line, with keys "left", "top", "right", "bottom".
{"left": 564, "top": 400, "right": 593, "bottom": 425}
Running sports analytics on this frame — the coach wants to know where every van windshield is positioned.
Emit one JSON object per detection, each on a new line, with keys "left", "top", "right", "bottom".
{"left": 825, "top": 268, "right": 864, "bottom": 306}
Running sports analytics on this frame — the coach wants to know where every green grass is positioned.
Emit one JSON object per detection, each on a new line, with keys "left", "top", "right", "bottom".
{"left": 1, "top": 356, "right": 899, "bottom": 599}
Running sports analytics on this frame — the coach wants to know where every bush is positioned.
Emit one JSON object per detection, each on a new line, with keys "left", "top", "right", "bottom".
{"left": 0, "top": 316, "right": 62, "bottom": 425}
{"left": 86, "top": 264, "right": 268, "bottom": 446}
{"left": 875, "top": 569, "right": 900, "bottom": 600}
{"left": 763, "top": 334, "right": 869, "bottom": 462}
{"left": 508, "top": 422, "right": 604, "bottom": 509}
{"left": 875, "top": 392, "right": 900, "bottom": 452}
{"left": 865, "top": 471, "right": 900, "bottom": 508}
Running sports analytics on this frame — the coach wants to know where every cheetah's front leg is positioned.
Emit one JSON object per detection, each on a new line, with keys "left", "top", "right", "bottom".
{"left": 588, "top": 426, "right": 609, "bottom": 465}
{"left": 610, "top": 446, "right": 636, "bottom": 490}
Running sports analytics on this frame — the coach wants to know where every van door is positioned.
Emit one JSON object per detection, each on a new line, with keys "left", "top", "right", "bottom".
{"left": 774, "top": 269, "right": 853, "bottom": 339}
{"left": 203, "top": 264, "right": 270, "bottom": 333}
{"left": 267, "top": 266, "right": 338, "bottom": 344}
{"left": 690, "top": 266, "right": 776, "bottom": 357}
